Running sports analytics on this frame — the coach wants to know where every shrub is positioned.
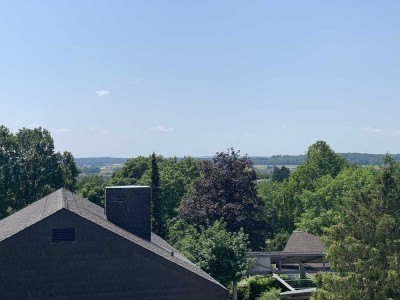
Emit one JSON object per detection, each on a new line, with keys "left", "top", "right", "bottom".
{"left": 237, "top": 276, "right": 281, "bottom": 300}
{"left": 257, "top": 288, "right": 281, "bottom": 300}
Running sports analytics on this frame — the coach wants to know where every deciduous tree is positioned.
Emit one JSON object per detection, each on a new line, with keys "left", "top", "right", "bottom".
{"left": 169, "top": 219, "right": 250, "bottom": 291}
{"left": 0, "top": 126, "right": 79, "bottom": 218}
{"left": 272, "top": 166, "right": 290, "bottom": 182}
{"left": 312, "top": 156, "right": 400, "bottom": 299}
{"left": 179, "top": 148, "right": 268, "bottom": 249}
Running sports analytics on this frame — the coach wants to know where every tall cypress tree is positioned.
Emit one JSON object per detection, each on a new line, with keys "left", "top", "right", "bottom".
{"left": 151, "top": 153, "right": 164, "bottom": 237}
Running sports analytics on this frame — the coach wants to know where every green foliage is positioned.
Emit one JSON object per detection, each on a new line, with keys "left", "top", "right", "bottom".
{"left": 272, "top": 166, "right": 290, "bottom": 182}
{"left": 0, "top": 126, "right": 17, "bottom": 218}
{"left": 0, "top": 126, "right": 79, "bottom": 218}
{"left": 290, "top": 141, "right": 348, "bottom": 192}
{"left": 169, "top": 219, "right": 250, "bottom": 287}
{"left": 312, "top": 156, "right": 400, "bottom": 299}
{"left": 237, "top": 276, "right": 281, "bottom": 300}
{"left": 111, "top": 155, "right": 151, "bottom": 185}
{"left": 265, "top": 231, "right": 290, "bottom": 251}
{"left": 76, "top": 175, "right": 109, "bottom": 206}
{"left": 257, "top": 288, "right": 281, "bottom": 300}
{"left": 258, "top": 180, "right": 296, "bottom": 247}
{"left": 252, "top": 152, "right": 398, "bottom": 166}
{"left": 60, "top": 151, "right": 79, "bottom": 191}
{"left": 110, "top": 155, "right": 200, "bottom": 234}
{"left": 151, "top": 152, "right": 165, "bottom": 237}
{"left": 259, "top": 141, "right": 350, "bottom": 249}
{"left": 180, "top": 148, "right": 268, "bottom": 249}
{"left": 160, "top": 156, "right": 200, "bottom": 220}
{"left": 296, "top": 166, "right": 377, "bottom": 235}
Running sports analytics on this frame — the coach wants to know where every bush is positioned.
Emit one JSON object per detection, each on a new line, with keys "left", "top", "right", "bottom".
{"left": 237, "top": 276, "right": 281, "bottom": 300}
{"left": 257, "top": 288, "right": 281, "bottom": 300}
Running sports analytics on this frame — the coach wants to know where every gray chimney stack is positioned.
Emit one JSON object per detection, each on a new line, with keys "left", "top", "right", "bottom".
{"left": 105, "top": 186, "right": 151, "bottom": 241}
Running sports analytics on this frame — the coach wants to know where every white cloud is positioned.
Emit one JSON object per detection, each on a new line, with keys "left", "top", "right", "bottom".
{"left": 57, "top": 128, "right": 72, "bottom": 133}
{"left": 150, "top": 126, "right": 175, "bottom": 133}
{"left": 363, "top": 127, "right": 381, "bottom": 133}
{"left": 90, "top": 126, "right": 112, "bottom": 134}
{"left": 96, "top": 90, "right": 110, "bottom": 97}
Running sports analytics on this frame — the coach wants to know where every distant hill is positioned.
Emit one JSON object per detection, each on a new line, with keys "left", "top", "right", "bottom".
{"left": 75, "top": 153, "right": 400, "bottom": 167}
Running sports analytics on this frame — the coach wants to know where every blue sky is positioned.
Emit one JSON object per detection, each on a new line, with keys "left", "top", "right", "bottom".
{"left": 1, "top": 1, "right": 399, "bottom": 157}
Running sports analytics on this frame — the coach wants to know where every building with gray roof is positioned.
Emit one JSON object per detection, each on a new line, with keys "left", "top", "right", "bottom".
{"left": 0, "top": 187, "right": 227, "bottom": 299}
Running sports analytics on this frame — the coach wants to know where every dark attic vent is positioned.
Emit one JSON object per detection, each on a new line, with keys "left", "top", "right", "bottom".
{"left": 52, "top": 228, "right": 75, "bottom": 243}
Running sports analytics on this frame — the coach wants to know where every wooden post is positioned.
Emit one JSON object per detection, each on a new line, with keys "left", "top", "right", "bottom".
{"left": 233, "top": 281, "right": 238, "bottom": 300}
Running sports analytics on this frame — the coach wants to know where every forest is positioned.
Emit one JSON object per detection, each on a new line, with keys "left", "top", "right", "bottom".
{"left": 0, "top": 125, "right": 399, "bottom": 299}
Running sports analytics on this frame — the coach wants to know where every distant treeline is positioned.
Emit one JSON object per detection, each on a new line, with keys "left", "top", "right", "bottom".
{"left": 75, "top": 153, "right": 400, "bottom": 168}
{"left": 252, "top": 153, "right": 400, "bottom": 166}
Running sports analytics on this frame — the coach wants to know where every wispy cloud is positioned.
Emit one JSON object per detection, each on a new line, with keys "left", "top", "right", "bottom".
{"left": 150, "top": 126, "right": 175, "bottom": 133}
{"left": 90, "top": 126, "right": 112, "bottom": 134}
{"left": 57, "top": 128, "right": 72, "bottom": 133}
{"left": 363, "top": 127, "right": 381, "bottom": 133}
{"left": 96, "top": 90, "right": 110, "bottom": 97}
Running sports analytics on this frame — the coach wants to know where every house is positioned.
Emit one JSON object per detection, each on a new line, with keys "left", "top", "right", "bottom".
{"left": 247, "top": 231, "right": 327, "bottom": 275}
{"left": 0, "top": 187, "right": 227, "bottom": 299}
{"left": 247, "top": 231, "right": 328, "bottom": 300}
{"left": 283, "top": 231, "right": 326, "bottom": 253}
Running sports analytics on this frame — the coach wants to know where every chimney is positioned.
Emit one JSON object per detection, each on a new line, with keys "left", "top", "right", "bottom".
{"left": 105, "top": 186, "right": 151, "bottom": 241}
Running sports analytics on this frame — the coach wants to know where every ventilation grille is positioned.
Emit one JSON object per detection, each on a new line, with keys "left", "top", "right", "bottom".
{"left": 52, "top": 228, "right": 75, "bottom": 242}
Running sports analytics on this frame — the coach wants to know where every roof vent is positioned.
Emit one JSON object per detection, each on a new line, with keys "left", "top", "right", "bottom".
{"left": 52, "top": 228, "right": 75, "bottom": 242}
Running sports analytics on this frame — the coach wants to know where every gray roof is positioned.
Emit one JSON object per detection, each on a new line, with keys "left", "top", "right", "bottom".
{"left": 283, "top": 231, "right": 326, "bottom": 253}
{"left": 0, "top": 188, "right": 225, "bottom": 289}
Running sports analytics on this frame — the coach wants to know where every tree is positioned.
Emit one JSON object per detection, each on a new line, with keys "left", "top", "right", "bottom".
{"left": 290, "top": 141, "right": 348, "bottom": 192}
{"left": 259, "top": 141, "right": 349, "bottom": 249}
{"left": 60, "top": 151, "right": 80, "bottom": 191}
{"left": 0, "top": 126, "right": 17, "bottom": 218}
{"left": 77, "top": 175, "right": 109, "bottom": 206}
{"left": 258, "top": 180, "right": 296, "bottom": 249}
{"left": 151, "top": 152, "right": 165, "bottom": 237}
{"left": 312, "top": 156, "right": 400, "bottom": 299}
{"left": 295, "top": 166, "right": 377, "bottom": 236}
{"left": 110, "top": 155, "right": 200, "bottom": 230}
{"left": 14, "top": 127, "right": 64, "bottom": 208}
{"left": 169, "top": 219, "right": 250, "bottom": 296}
{"left": 0, "top": 126, "right": 79, "bottom": 218}
{"left": 160, "top": 156, "right": 200, "bottom": 221}
{"left": 110, "top": 156, "right": 151, "bottom": 186}
{"left": 179, "top": 148, "right": 268, "bottom": 249}
{"left": 272, "top": 166, "right": 290, "bottom": 182}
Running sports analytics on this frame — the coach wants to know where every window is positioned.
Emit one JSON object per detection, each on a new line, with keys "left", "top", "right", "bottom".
{"left": 52, "top": 228, "right": 75, "bottom": 242}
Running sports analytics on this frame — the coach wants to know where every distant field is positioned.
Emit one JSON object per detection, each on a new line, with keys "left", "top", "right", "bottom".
{"left": 76, "top": 153, "right": 399, "bottom": 176}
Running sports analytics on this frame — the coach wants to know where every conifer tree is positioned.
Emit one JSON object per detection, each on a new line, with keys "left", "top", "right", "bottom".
{"left": 151, "top": 152, "right": 165, "bottom": 237}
